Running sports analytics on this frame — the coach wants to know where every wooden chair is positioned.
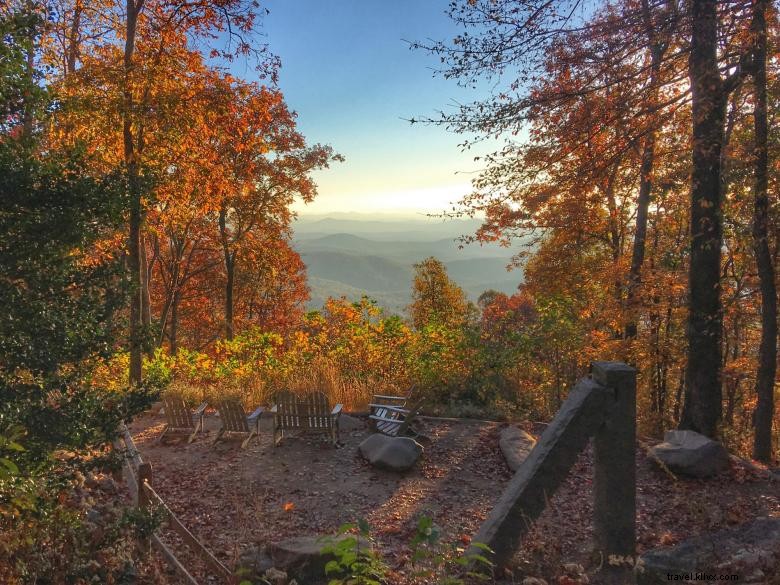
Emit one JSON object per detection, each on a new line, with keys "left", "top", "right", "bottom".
{"left": 271, "top": 391, "right": 343, "bottom": 447}
{"left": 159, "top": 396, "right": 208, "bottom": 443}
{"left": 212, "top": 398, "right": 264, "bottom": 448}
{"left": 369, "top": 389, "right": 421, "bottom": 437}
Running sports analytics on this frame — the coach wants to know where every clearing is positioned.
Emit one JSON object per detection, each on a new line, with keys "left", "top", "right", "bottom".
{"left": 127, "top": 411, "right": 780, "bottom": 583}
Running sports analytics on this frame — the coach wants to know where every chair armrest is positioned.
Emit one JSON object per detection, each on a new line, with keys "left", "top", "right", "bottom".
{"left": 331, "top": 404, "right": 343, "bottom": 416}
{"left": 372, "top": 394, "right": 407, "bottom": 401}
{"left": 369, "top": 404, "right": 410, "bottom": 414}
{"left": 247, "top": 406, "right": 264, "bottom": 421}
{"left": 270, "top": 405, "right": 278, "bottom": 414}
{"left": 194, "top": 402, "right": 208, "bottom": 415}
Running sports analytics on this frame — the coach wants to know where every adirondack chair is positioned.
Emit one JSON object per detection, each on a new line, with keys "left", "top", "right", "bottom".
{"left": 159, "top": 396, "right": 208, "bottom": 443}
{"left": 212, "top": 398, "right": 264, "bottom": 448}
{"left": 271, "top": 391, "right": 343, "bottom": 447}
{"left": 368, "top": 389, "right": 421, "bottom": 437}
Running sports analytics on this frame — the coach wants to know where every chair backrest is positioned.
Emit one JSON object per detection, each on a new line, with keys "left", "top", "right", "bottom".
{"left": 274, "top": 391, "right": 333, "bottom": 430}
{"left": 163, "top": 396, "right": 194, "bottom": 430}
{"left": 274, "top": 391, "right": 302, "bottom": 430}
{"left": 371, "top": 394, "right": 408, "bottom": 408}
{"left": 301, "top": 391, "right": 333, "bottom": 430}
{"left": 370, "top": 390, "right": 410, "bottom": 423}
{"left": 217, "top": 398, "right": 249, "bottom": 433}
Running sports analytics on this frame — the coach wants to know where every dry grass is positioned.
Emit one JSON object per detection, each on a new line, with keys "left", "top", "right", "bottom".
{"left": 163, "top": 358, "right": 410, "bottom": 412}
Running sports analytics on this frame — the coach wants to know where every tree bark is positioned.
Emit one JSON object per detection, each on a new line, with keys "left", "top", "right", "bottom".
{"left": 219, "top": 207, "right": 236, "bottom": 341}
{"left": 170, "top": 288, "right": 179, "bottom": 355}
{"left": 679, "top": 0, "right": 726, "bottom": 437}
{"left": 124, "top": 0, "right": 143, "bottom": 386}
{"left": 750, "top": 0, "right": 776, "bottom": 462}
{"left": 140, "top": 231, "right": 152, "bottom": 331}
{"left": 66, "top": 0, "right": 83, "bottom": 75}
{"left": 625, "top": 0, "right": 669, "bottom": 340}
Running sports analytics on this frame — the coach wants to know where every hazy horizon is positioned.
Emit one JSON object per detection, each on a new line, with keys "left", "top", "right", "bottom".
{"left": 293, "top": 209, "right": 482, "bottom": 222}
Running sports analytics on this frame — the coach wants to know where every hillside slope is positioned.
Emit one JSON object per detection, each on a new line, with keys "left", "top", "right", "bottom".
{"left": 293, "top": 216, "right": 525, "bottom": 313}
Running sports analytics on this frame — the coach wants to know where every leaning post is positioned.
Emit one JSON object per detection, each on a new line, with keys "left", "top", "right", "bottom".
{"left": 137, "top": 462, "right": 153, "bottom": 555}
{"left": 591, "top": 361, "right": 637, "bottom": 583}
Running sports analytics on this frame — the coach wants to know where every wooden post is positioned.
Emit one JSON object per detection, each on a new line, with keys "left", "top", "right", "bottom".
{"left": 591, "top": 361, "right": 637, "bottom": 583}
{"left": 468, "top": 361, "right": 638, "bottom": 580}
{"left": 469, "top": 377, "right": 611, "bottom": 567}
{"left": 137, "top": 462, "right": 153, "bottom": 554}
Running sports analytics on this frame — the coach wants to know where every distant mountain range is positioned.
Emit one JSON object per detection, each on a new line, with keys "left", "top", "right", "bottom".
{"left": 293, "top": 215, "right": 526, "bottom": 314}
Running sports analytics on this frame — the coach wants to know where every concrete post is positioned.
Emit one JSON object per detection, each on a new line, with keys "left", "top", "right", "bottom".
{"left": 591, "top": 361, "right": 637, "bottom": 583}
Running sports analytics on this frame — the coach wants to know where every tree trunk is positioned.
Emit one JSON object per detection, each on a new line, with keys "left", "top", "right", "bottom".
{"left": 625, "top": 1, "right": 668, "bottom": 340}
{"left": 219, "top": 207, "right": 236, "bottom": 341}
{"left": 140, "top": 231, "right": 152, "bottom": 330}
{"left": 680, "top": 0, "right": 725, "bottom": 437}
{"left": 66, "top": 0, "right": 83, "bottom": 75}
{"left": 124, "top": 0, "right": 143, "bottom": 386}
{"left": 625, "top": 133, "right": 656, "bottom": 340}
{"left": 225, "top": 256, "right": 235, "bottom": 340}
{"left": 750, "top": 0, "right": 776, "bottom": 462}
{"left": 170, "top": 289, "right": 179, "bottom": 355}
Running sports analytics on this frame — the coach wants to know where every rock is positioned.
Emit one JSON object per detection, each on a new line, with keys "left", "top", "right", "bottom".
{"left": 639, "top": 517, "right": 780, "bottom": 585}
{"left": 83, "top": 472, "right": 99, "bottom": 489}
{"left": 358, "top": 433, "right": 423, "bottom": 471}
{"left": 97, "top": 477, "right": 118, "bottom": 494}
{"left": 338, "top": 414, "right": 364, "bottom": 431}
{"left": 499, "top": 425, "right": 537, "bottom": 472}
{"left": 649, "top": 430, "right": 729, "bottom": 478}
{"left": 238, "top": 547, "right": 274, "bottom": 580}
{"left": 267, "top": 535, "right": 371, "bottom": 584}
{"left": 86, "top": 508, "right": 101, "bottom": 523}
{"left": 263, "top": 567, "right": 289, "bottom": 585}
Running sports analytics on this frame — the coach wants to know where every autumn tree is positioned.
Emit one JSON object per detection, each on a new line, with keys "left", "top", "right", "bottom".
{"left": 122, "top": 0, "right": 279, "bottom": 384}
{"left": 409, "top": 257, "right": 471, "bottom": 329}
{"left": 0, "top": 7, "right": 154, "bottom": 577}
{"left": 42, "top": 1, "right": 329, "bottom": 362}
{"left": 748, "top": 0, "right": 776, "bottom": 462}
{"left": 44, "top": 0, "right": 277, "bottom": 384}
{"left": 679, "top": 0, "right": 758, "bottom": 437}
{"left": 233, "top": 237, "right": 310, "bottom": 334}
{"left": 422, "top": 0, "right": 775, "bottom": 444}
{"left": 207, "top": 79, "right": 338, "bottom": 340}
{"left": 416, "top": 0, "right": 690, "bottom": 342}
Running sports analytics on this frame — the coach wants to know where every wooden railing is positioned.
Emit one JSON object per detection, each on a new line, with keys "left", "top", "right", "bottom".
{"left": 470, "top": 361, "right": 638, "bottom": 584}
{"left": 115, "top": 425, "right": 237, "bottom": 585}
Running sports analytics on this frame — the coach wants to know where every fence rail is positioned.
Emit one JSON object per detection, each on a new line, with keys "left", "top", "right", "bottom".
{"left": 470, "top": 361, "right": 637, "bottom": 584}
{"left": 115, "top": 425, "right": 236, "bottom": 585}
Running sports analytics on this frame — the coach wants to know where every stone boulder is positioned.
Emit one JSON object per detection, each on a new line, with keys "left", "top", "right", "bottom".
{"left": 338, "top": 414, "right": 365, "bottom": 432}
{"left": 239, "top": 535, "right": 370, "bottom": 585}
{"left": 639, "top": 517, "right": 780, "bottom": 584}
{"left": 358, "top": 433, "right": 422, "bottom": 471}
{"left": 649, "top": 430, "right": 729, "bottom": 478}
{"left": 499, "top": 425, "right": 537, "bottom": 472}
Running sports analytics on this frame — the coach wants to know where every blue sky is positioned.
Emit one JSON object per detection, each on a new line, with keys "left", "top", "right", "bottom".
{"left": 251, "top": 0, "right": 495, "bottom": 215}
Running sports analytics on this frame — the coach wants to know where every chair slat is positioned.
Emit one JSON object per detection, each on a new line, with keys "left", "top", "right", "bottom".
{"left": 272, "top": 391, "right": 340, "bottom": 446}
{"left": 212, "top": 398, "right": 262, "bottom": 448}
